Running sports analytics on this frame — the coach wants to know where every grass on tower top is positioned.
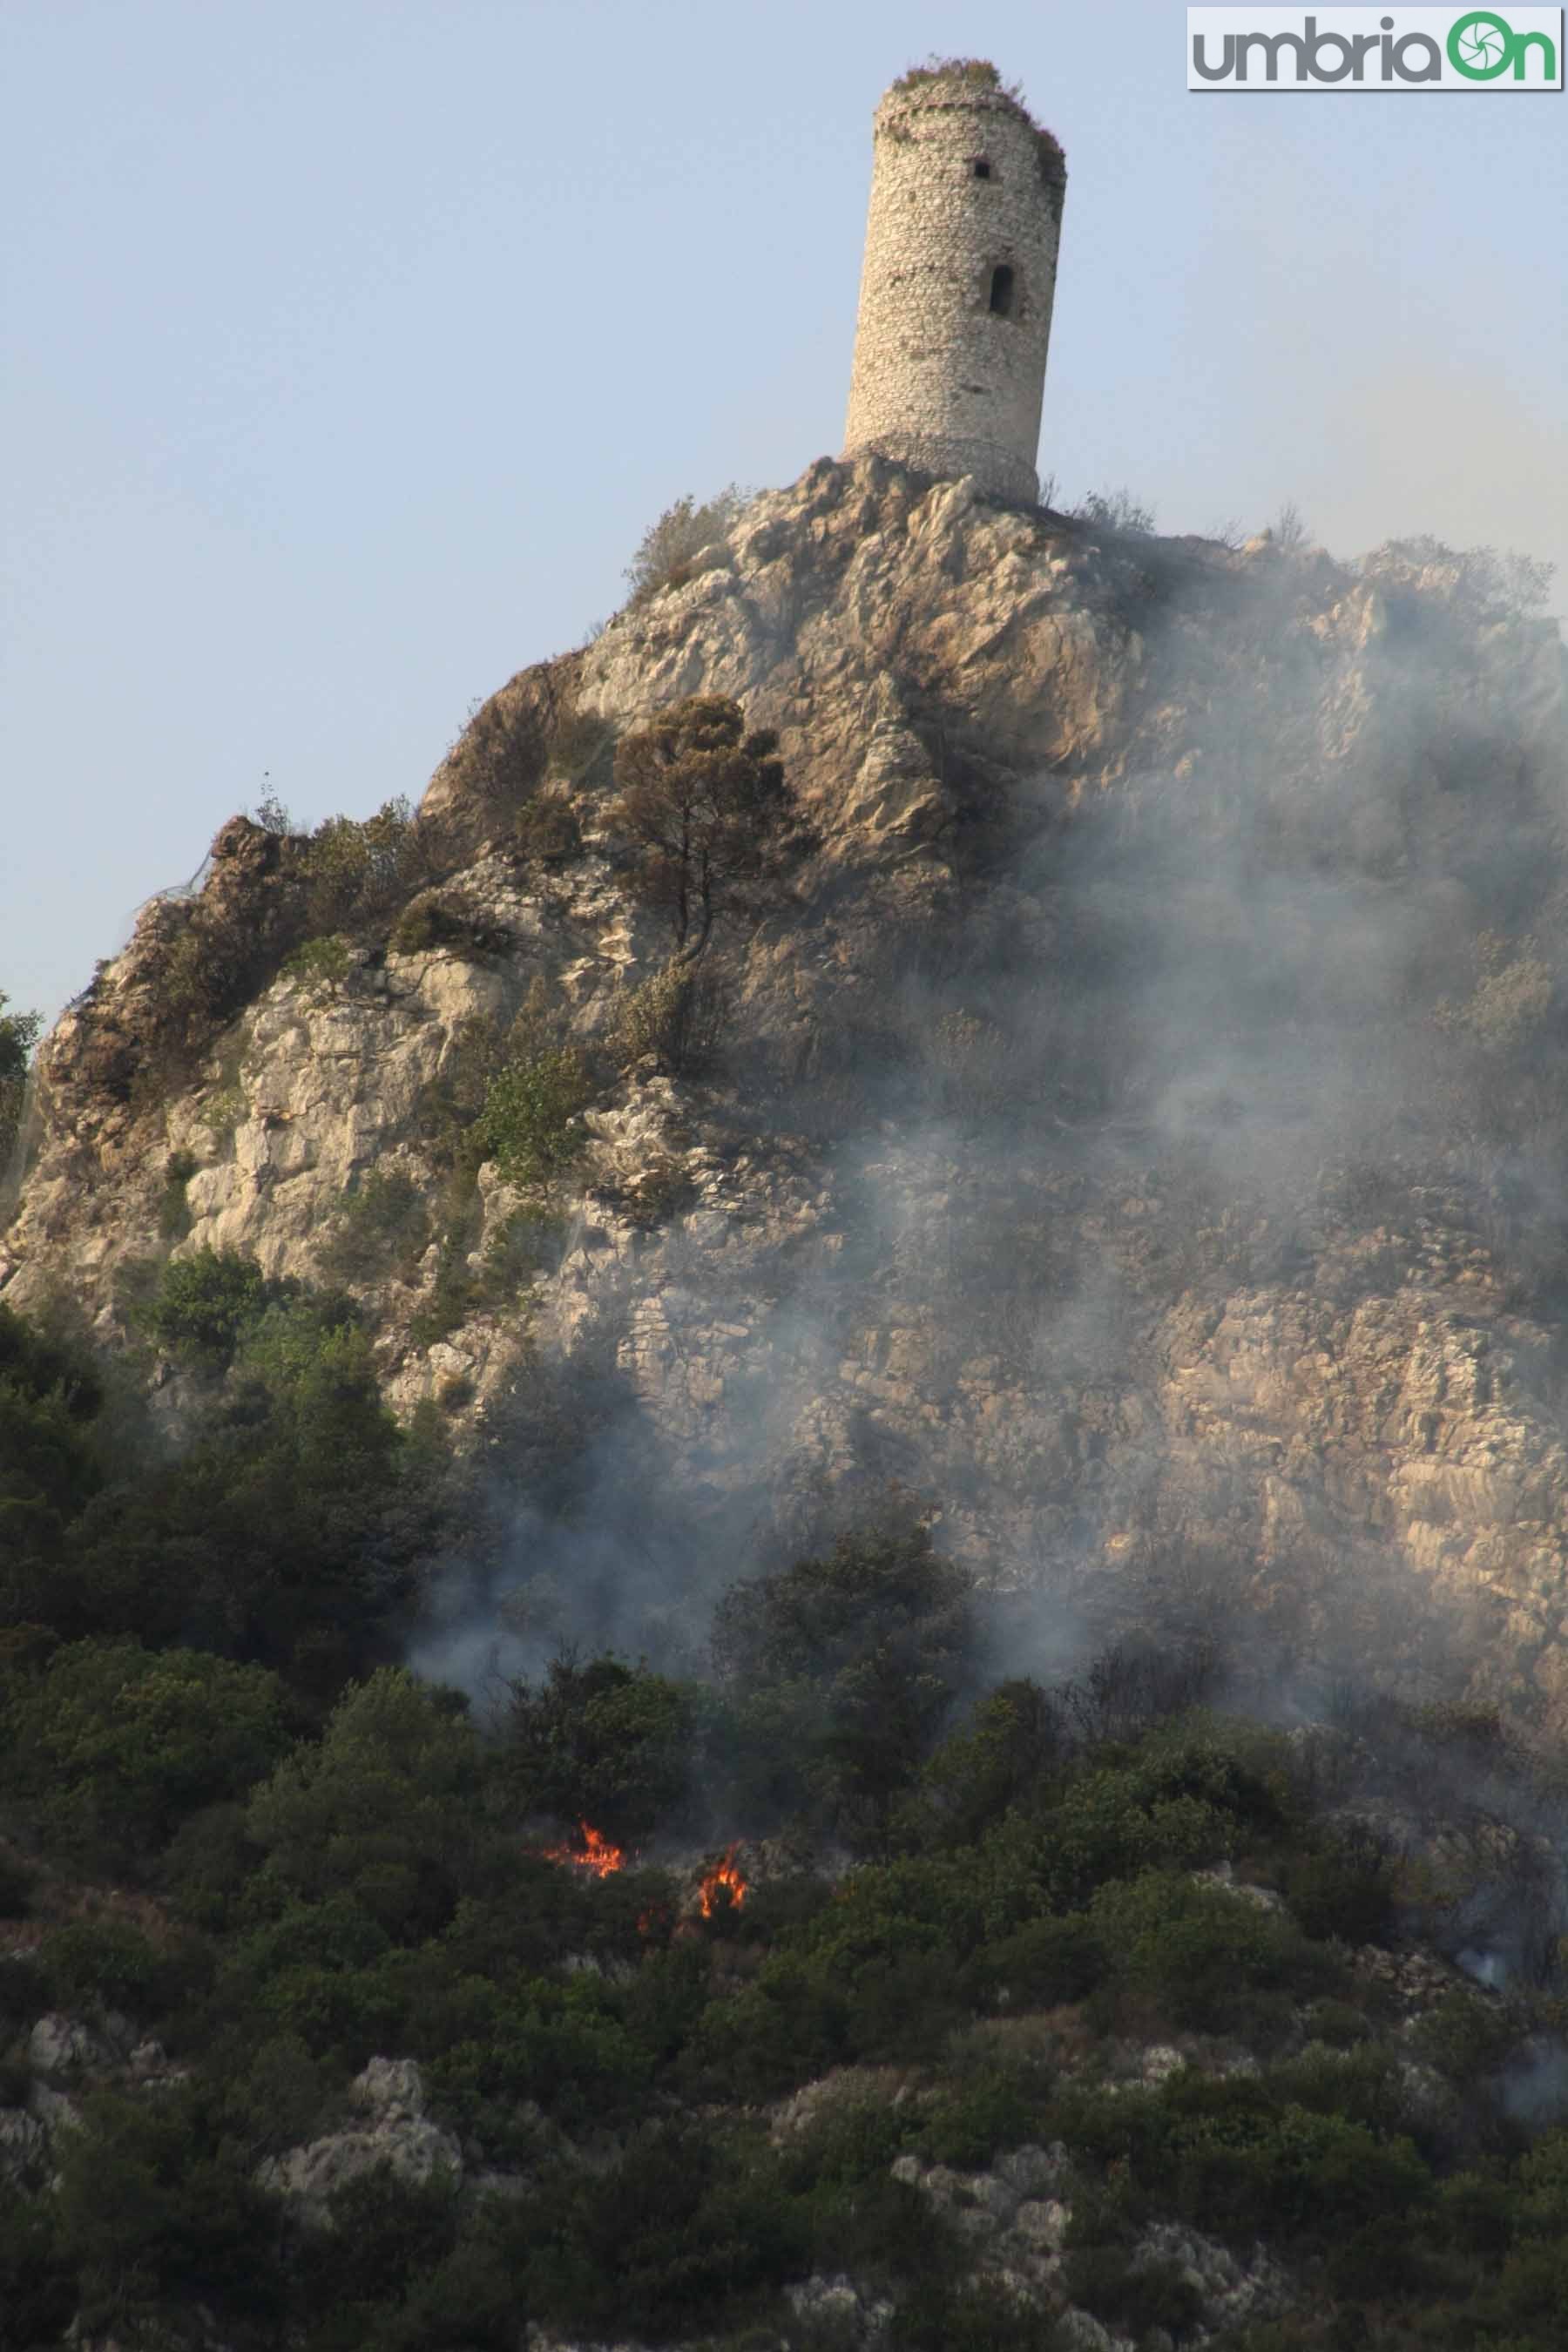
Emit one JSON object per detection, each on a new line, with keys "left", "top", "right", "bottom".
{"left": 886, "top": 57, "right": 1066, "bottom": 191}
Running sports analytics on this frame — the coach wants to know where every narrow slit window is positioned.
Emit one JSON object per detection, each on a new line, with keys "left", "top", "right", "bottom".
{"left": 973, "top": 158, "right": 992, "bottom": 179}
{"left": 988, "top": 264, "right": 1016, "bottom": 317}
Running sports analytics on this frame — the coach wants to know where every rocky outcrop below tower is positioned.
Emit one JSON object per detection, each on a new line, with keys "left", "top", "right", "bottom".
{"left": 6, "top": 455, "right": 1568, "bottom": 1715}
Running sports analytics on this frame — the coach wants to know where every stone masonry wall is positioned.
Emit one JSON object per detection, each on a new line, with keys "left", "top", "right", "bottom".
{"left": 842, "top": 76, "right": 1065, "bottom": 504}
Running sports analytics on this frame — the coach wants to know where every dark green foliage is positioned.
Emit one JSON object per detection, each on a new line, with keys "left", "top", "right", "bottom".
{"left": 0, "top": 1303, "right": 105, "bottom": 1597}
{"left": 1052, "top": 2067, "right": 1433, "bottom": 2247}
{"left": 1087, "top": 1869, "right": 1337, "bottom": 2031}
{"left": 0, "top": 1638, "right": 291, "bottom": 1862}
{"left": 609, "top": 693, "right": 799, "bottom": 962}
{"left": 53, "top": 2087, "right": 282, "bottom": 2331}
{"left": 506, "top": 1652, "right": 695, "bottom": 1845}
{"left": 293, "top": 2165, "right": 463, "bottom": 2339}
{"left": 512, "top": 791, "right": 584, "bottom": 862}
{"left": 53, "top": 1294, "right": 432, "bottom": 1692}
{"left": 245, "top": 1670, "right": 483, "bottom": 1933}
{"left": 157, "top": 1148, "right": 199, "bottom": 1240}
{"left": 916, "top": 1677, "right": 1065, "bottom": 1848}
{"left": 885, "top": 2277, "right": 1063, "bottom": 2351}
{"left": 389, "top": 896, "right": 513, "bottom": 959}
{"left": 1062, "top": 2245, "right": 1205, "bottom": 2335}
{"left": 1281, "top": 1820, "right": 1400, "bottom": 1944}
{"left": 512, "top": 2122, "right": 807, "bottom": 2342}
{"left": 0, "top": 2194, "right": 74, "bottom": 2352}
{"left": 713, "top": 1518, "right": 978, "bottom": 1848}
{"left": 965, "top": 1913, "right": 1107, "bottom": 2010}
{"left": 0, "top": 1952, "right": 46, "bottom": 2041}
{"left": 917, "top": 2058, "right": 1051, "bottom": 2168}
{"left": 473, "top": 1042, "right": 593, "bottom": 1186}
{"left": 37, "top": 1917, "right": 193, "bottom": 2023}
{"left": 143, "top": 1243, "right": 273, "bottom": 1364}
{"left": 0, "top": 988, "right": 40, "bottom": 1175}
{"left": 0, "top": 1847, "right": 36, "bottom": 1919}
{"left": 316, "top": 1168, "right": 431, "bottom": 1286}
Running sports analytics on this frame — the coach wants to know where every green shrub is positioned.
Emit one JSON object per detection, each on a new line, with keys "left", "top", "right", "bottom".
{"left": 2, "top": 1638, "right": 292, "bottom": 1860}
{"left": 54, "top": 2086, "right": 281, "bottom": 2327}
{"left": 0, "top": 1848, "right": 36, "bottom": 1918}
{"left": 506, "top": 1654, "right": 695, "bottom": 1846}
{"left": 1052, "top": 2071, "right": 1433, "bottom": 2247}
{"left": 246, "top": 1670, "right": 483, "bottom": 1935}
{"left": 38, "top": 1918, "right": 186, "bottom": 2021}
{"left": 1061, "top": 2245, "right": 1205, "bottom": 2336}
{"left": 713, "top": 1519, "right": 978, "bottom": 1850}
{"left": 293, "top": 2161, "right": 462, "bottom": 2320}
{"left": 0, "top": 2192, "right": 73, "bottom": 2352}
{"left": 477, "top": 1204, "right": 564, "bottom": 1302}
{"left": 158, "top": 1149, "right": 200, "bottom": 1241}
{"left": 317, "top": 1170, "right": 431, "bottom": 1286}
{"left": 389, "top": 899, "right": 512, "bottom": 959}
{"left": 1281, "top": 1821, "right": 1400, "bottom": 1944}
{"left": 301, "top": 797, "right": 427, "bottom": 936}
{"left": 283, "top": 931, "right": 354, "bottom": 1001}
{"left": 144, "top": 1246, "right": 274, "bottom": 1365}
{"left": 512, "top": 792, "right": 583, "bottom": 862}
{"left": 473, "top": 1045, "right": 592, "bottom": 1187}
{"left": 1417, "top": 1986, "right": 1525, "bottom": 2086}
{"left": 0, "top": 1952, "right": 47, "bottom": 2037}
{"left": 199, "top": 1080, "right": 247, "bottom": 1140}
{"left": 966, "top": 1913, "right": 1107, "bottom": 2010}
{"left": 1087, "top": 1870, "right": 1335, "bottom": 2030}
{"left": 916, "top": 2058, "right": 1049, "bottom": 2167}
{"left": 882, "top": 2276, "right": 1052, "bottom": 2352}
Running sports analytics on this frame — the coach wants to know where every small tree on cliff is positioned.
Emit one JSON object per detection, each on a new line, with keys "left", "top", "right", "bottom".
{"left": 0, "top": 990, "right": 41, "bottom": 1173}
{"left": 608, "top": 695, "right": 796, "bottom": 963}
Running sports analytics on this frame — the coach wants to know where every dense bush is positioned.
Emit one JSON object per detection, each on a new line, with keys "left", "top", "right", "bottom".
{"left": 4, "top": 1286, "right": 1568, "bottom": 2348}
{"left": 316, "top": 1169, "right": 431, "bottom": 1287}
{"left": 713, "top": 1519, "right": 978, "bottom": 1848}
{"left": 142, "top": 1245, "right": 274, "bottom": 1365}
{"left": 505, "top": 1653, "right": 695, "bottom": 1845}
{"left": 608, "top": 693, "right": 799, "bottom": 963}
{"left": 473, "top": 1043, "right": 592, "bottom": 1188}
{"left": 0, "top": 1638, "right": 292, "bottom": 1862}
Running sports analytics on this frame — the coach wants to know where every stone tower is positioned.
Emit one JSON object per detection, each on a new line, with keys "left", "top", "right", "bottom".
{"left": 842, "top": 63, "right": 1066, "bottom": 506}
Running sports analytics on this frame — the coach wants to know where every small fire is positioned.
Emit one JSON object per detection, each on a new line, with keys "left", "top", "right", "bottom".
{"left": 698, "top": 1843, "right": 748, "bottom": 1919}
{"left": 543, "top": 1821, "right": 626, "bottom": 1879}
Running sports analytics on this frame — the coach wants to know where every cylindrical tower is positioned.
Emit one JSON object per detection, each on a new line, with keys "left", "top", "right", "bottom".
{"left": 842, "top": 62, "right": 1066, "bottom": 506}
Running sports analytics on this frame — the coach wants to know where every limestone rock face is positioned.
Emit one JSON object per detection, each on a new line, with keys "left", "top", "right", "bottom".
{"left": 255, "top": 2057, "right": 462, "bottom": 2223}
{"left": 6, "top": 455, "right": 1568, "bottom": 1713}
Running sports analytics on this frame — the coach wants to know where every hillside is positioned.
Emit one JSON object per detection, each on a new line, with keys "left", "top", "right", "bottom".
{"left": 4, "top": 456, "right": 1568, "bottom": 2349}
{"left": 6, "top": 456, "right": 1568, "bottom": 1712}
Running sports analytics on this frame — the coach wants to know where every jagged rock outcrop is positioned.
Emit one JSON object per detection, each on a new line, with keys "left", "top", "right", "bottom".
{"left": 6, "top": 454, "right": 1568, "bottom": 1712}
{"left": 255, "top": 2057, "right": 463, "bottom": 2223}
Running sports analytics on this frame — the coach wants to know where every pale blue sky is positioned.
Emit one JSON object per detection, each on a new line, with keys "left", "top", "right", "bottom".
{"left": 4, "top": 0, "right": 1564, "bottom": 1024}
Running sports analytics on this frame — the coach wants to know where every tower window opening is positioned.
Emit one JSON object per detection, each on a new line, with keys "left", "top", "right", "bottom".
{"left": 988, "top": 264, "right": 1016, "bottom": 317}
{"left": 973, "top": 158, "right": 992, "bottom": 179}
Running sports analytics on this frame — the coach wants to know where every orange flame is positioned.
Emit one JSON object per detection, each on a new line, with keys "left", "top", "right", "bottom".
{"left": 543, "top": 1821, "right": 626, "bottom": 1879}
{"left": 698, "top": 1844, "right": 747, "bottom": 1918}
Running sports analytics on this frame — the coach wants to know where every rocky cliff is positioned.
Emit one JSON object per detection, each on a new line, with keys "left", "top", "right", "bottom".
{"left": 6, "top": 456, "right": 1568, "bottom": 1717}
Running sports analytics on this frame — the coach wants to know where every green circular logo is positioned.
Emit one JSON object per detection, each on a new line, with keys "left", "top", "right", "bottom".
{"left": 1448, "top": 9, "right": 1517, "bottom": 76}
